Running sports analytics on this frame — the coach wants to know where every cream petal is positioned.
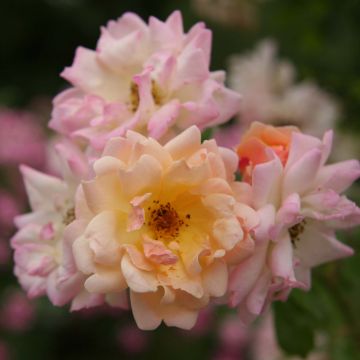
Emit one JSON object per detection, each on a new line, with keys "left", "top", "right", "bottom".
{"left": 235, "top": 203, "right": 259, "bottom": 230}
{"left": 162, "top": 304, "right": 198, "bottom": 330}
{"left": 118, "top": 154, "right": 162, "bottom": 199}
{"left": 212, "top": 217, "right": 243, "bottom": 250}
{"left": 73, "top": 235, "right": 96, "bottom": 275}
{"left": 85, "top": 211, "right": 121, "bottom": 265}
{"left": 164, "top": 125, "right": 201, "bottom": 160}
{"left": 85, "top": 269, "right": 127, "bottom": 293}
{"left": 130, "top": 290, "right": 162, "bottom": 330}
{"left": 121, "top": 254, "right": 158, "bottom": 293}
{"left": 202, "top": 260, "right": 228, "bottom": 297}
{"left": 70, "top": 290, "right": 104, "bottom": 311}
{"left": 82, "top": 174, "right": 127, "bottom": 214}
{"left": 93, "top": 156, "right": 125, "bottom": 175}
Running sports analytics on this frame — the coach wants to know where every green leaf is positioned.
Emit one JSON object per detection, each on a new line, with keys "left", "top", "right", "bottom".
{"left": 273, "top": 297, "right": 315, "bottom": 357}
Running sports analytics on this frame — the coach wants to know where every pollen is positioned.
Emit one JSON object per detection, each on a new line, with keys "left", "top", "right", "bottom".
{"left": 147, "top": 201, "right": 188, "bottom": 241}
{"left": 63, "top": 207, "right": 75, "bottom": 225}
{"left": 151, "top": 80, "right": 164, "bottom": 106}
{"left": 129, "top": 81, "right": 140, "bottom": 112}
{"left": 289, "top": 220, "right": 306, "bottom": 247}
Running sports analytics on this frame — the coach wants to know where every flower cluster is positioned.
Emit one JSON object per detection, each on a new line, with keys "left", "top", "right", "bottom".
{"left": 11, "top": 11, "right": 360, "bottom": 330}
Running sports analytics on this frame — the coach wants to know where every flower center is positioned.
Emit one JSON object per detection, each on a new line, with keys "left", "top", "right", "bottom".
{"left": 63, "top": 207, "right": 75, "bottom": 225}
{"left": 130, "top": 82, "right": 140, "bottom": 112}
{"left": 151, "top": 79, "right": 164, "bottom": 106}
{"left": 129, "top": 80, "right": 164, "bottom": 113}
{"left": 289, "top": 220, "right": 306, "bottom": 247}
{"left": 147, "top": 201, "right": 189, "bottom": 241}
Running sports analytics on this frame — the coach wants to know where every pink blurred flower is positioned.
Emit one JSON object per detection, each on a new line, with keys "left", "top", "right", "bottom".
{"left": 0, "top": 108, "right": 46, "bottom": 168}
{"left": 229, "top": 124, "right": 360, "bottom": 323}
{"left": 0, "top": 340, "right": 9, "bottom": 360}
{"left": 0, "top": 240, "right": 10, "bottom": 265}
{"left": 1, "top": 290, "right": 35, "bottom": 331}
{"left": 218, "top": 315, "right": 249, "bottom": 352}
{"left": 0, "top": 190, "right": 21, "bottom": 231}
{"left": 50, "top": 11, "right": 240, "bottom": 155}
{"left": 187, "top": 306, "right": 214, "bottom": 336}
{"left": 71, "top": 126, "right": 257, "bottom": 330}
{"left": 117, "top": 325, "right": 149, "bottom": 354}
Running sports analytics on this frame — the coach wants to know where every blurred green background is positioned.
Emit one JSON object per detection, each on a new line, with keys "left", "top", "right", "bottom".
{"left": 0, "top": 0, "right": 359, "bottom": 359}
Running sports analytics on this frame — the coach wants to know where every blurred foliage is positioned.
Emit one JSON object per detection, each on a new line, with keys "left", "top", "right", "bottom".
{"left": 0, "top": 0, "right": 359, "bottom": 359}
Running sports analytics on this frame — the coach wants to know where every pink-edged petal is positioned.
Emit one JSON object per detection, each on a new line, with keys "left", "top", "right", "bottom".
{"left": 269, "top": 231, "right": 295, "bottom": 282}
{"left": 283, "top": 148, "right": 322, "bottom": 198}
{"left": 246, "top": 269, "right": 271, "bottom": 315}
{"left": 14, "top": 267, "right": 46, "bottom": 299}
{"left": 302, "top": 190, "right": 360, "bottom": 225}
{"left": 270, "top": 193, "right": 303, "bottom": 240}
{"left": 54, "top": 140, "right": 89, "bottom": 182}
{"left": 97, "top": 28, "right": 147, "bottom": 74}
{"left": 294, "top": 223, "right": 354, "bottom": 268}
{"left": 315, "top": 159, "right": 360, "bottom": 193}
{"left": 147, "top": 100, "right": 180, "bottom": 139}
{"left": 20, "top": 165, "right": 67, "bottom": 211}
{"left": 228, "top": 243, "right": 268, "bottom": 307}
{"left": 143, "top": 235, "right": 178, "bottom": 265}
{"left": 253, "top": 204, "right": 276, "bottom": 243}
{"left": 61, "top": 47, "right": 126, "bottom": 100}
{"left": 320, "top": 130, "right": 333, "bottom": 166}
{"left": 127, "top": 194, "right": 151, "bottom": 232}
{"left": 252, "top": 156, "right": 283, "bottom": 209}
{"left": 286, "top": 131, "right": 322, "bottom": 169}
{"left": 173, "top": 48, "right": 208, "bottom": 88}
{"left": 47, "top": 271, "right": 83, "bottom": 307}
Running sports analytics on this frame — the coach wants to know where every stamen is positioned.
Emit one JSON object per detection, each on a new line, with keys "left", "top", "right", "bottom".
{"left": 289, "top": 220, "right": 306, "bottom": 247}
{"left": 147, "top": 201, "right": 188, "bottom": 241}
{"left": 63, "top": 207, "right": 75, "bottom": 225}
{"left": 130, "top": 81, "right": 140, "bottom": 112}
{"left": 151, "top": 80, "right": 163, "bottom": 106}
